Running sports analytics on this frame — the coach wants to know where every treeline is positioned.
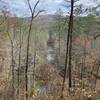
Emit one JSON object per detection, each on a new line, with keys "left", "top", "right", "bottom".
{"left": 0, "top": 0, "right": 100, "bottom": 100}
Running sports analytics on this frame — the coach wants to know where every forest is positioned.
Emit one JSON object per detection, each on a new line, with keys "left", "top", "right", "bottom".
{"left": 0, "top": 0, "right": 100, "bottom": 100}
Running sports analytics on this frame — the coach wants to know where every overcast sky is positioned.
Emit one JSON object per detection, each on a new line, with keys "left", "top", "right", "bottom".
{"left": 1, "top": 0, "right": 100, "bottom": 17}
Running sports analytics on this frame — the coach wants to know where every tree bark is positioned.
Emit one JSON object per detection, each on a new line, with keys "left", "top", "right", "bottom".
{"left": 17, "top": 24, "right": 23, "bottom": 100}
{"left": 25, "top": 1, "right": 43, "bottom": 99}
{"left": 61, "top": 0, "right": 74, "bottom": 99}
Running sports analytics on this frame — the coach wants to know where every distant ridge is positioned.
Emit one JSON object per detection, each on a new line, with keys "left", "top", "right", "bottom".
{"left": 23, "top": 14, "right": 55, "bottom": 24}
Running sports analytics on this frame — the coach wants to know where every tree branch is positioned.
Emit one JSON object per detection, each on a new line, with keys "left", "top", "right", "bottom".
{"left": 32, "top": 0, "right": 40, "bottom": 15}
{"left": 94, "top": 34, "right": 100, "bottom": 39}
{"left": 27, "top": 0, "right": 33, "bottom": 14}
{"left": 27, "top": 0, "right": 40, "bottom": 16}
{"left": 34, "top": 10, "right": 45, "bottom": 19}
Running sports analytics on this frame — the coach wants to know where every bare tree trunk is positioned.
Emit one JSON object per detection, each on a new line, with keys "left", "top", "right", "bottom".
{"left": 25, "top": 1, "right": 43, "bottom": 99}
{"left": 80, "top": 57, "right": 84, "bottom": 80}
{"left": 32, "top": 30, "right": 37, "bottom": 89}
{"left": 25, "top": 17, "right": 33, "bottom": 100}
{"left": 61, "top": 0, "right": 74, "bottom": 99}
{"left": 58, "top": 22, "right": 61, "bottom": 61}
{"left": 68, "top": 0, "right": 74, "bottom": 87}
{"left": 83, "top": 37, "right": 86, "bottom": 77}
{"left": 11, "top": 40, "right": 15, "bottom": 100}
{"left": 17, "top": 25, "right": 23, "bottom": 100}
{"left": 11, "top": 24, "right": 16, "bottom": 100}
{"left": 56, "top": 24, "right": 61, "bottom": 67}
{"left": 94, "top": 65, "right": 100, "bottom": 88}
{"left": 33, "top": 47, "right": 36, "bottom": 89}
{"left": 7, "top": 20, "right": 15, "bottom": 100}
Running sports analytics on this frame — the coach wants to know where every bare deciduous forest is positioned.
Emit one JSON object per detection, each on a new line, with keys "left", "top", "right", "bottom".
{"left": 0, "top": 0, "right": 100, "bottom": 100}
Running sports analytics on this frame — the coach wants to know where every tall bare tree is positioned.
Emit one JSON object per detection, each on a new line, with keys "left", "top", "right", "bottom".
{"left": 61, "top": 0, "right": 74, "bottom": 99}
{"left": 7, "top": 17, "right": 16, "bottom": 100}
{"left": 25, "top": 0, "right": 44, "bottom": 99}
{"left": 17, "top": 20, "right": 24, "bottom": 100}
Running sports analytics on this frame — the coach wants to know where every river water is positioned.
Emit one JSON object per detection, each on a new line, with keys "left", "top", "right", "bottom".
{"left": 39, "top": 45, "right": 55, "bottom": 96}
{"left": 47, "top": 46, "right": 55, "bottom": 64}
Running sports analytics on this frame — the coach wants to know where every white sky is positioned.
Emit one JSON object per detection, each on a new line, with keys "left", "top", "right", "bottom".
{"left": 1, "top": 0, "right": 100, "bottom": 17}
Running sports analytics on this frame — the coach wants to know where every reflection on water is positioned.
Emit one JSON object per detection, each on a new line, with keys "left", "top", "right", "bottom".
{"left": 39, "top": 31, "right": 56, "bottom": 96}
{"left": 47, "top": 47, "right": 55, "bottom": 63}
{"left": 47, "top": 30, "right": 55, "bottom": 64}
